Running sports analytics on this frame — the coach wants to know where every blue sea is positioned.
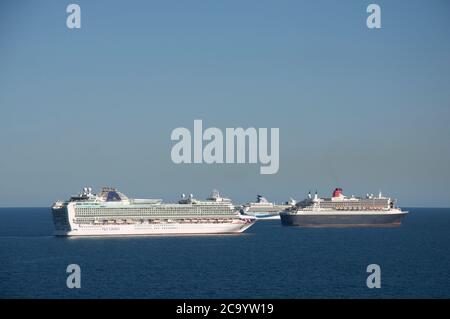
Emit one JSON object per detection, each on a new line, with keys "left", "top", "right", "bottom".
{"left": 0, "top": 208, "right": 449, "bottom": 298}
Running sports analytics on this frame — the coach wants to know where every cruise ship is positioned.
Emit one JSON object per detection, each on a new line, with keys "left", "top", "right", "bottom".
{"left": 280, "top": 188, "right": 408, "bottom": 227}
{"left": 240, "top": 195, "right": 295, "bottom": 220}
{"left": 51, "top": 187, "right": 255, "bottom": 236}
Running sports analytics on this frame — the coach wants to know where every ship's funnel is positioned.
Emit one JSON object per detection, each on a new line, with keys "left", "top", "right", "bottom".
{"left": 332, "top": 188, "right": 343, "bottom": 198}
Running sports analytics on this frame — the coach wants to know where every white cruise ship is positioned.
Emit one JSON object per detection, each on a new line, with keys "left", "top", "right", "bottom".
{"left": 240, "top": 195, "right": 295, "bottom": 220}
{"left": 52, "top": 187, "right": 255, "bottom": 236}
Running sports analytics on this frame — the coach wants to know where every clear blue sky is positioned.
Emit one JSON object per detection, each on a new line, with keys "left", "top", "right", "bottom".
{"left": 1, "top": 0, "right": 449, "bottom": 207}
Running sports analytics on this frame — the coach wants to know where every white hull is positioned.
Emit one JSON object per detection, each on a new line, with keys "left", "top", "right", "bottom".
{"left": 55, "top": 221, "right": 254, "bottom": 236}
{"left": 252, "top": 214, "right": 280, "bottom": 220}
{"left": 242, "top": 208, "right": 283, "bottom": 220}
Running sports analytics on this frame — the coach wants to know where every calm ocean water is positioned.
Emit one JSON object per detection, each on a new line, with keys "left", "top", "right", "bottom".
{"left": 0, "top": 207, "right": 449, "bottom": 298}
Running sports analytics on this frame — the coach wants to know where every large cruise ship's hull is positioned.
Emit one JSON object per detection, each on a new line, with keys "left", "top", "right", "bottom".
{"left": 54, "top": 221, "right": 254, "bottom": 236}
{"left": 280, "top": 210, "right": 408, "bottom": 227}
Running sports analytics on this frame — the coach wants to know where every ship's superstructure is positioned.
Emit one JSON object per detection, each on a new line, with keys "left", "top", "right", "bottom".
{"left": 280, "top": 188, "right": 408, "bottom": 227}
{"left": 52, "top": 188, "right": 255, "bottom": 236}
